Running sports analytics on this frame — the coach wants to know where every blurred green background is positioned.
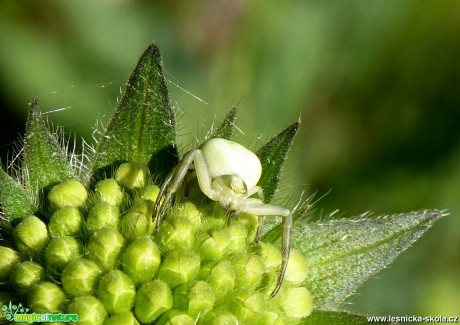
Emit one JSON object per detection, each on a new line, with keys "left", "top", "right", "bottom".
{"left": 1, "top": 0, "right": 459, "bottom": 317}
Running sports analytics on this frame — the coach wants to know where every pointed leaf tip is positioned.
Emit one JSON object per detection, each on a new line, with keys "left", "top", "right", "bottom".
{"left": 93, "top": 43, "right": 178, "bottom": 181}
{"left": 23, "top": 98, "right": 76, "bottom": 194}
{"left": 256, "top": 120, "right": 300, "bottom": 202}
{"left": 0, "top": 169, "right": 37, "bottom": 224}
{"left": 292, "top": 209, "right": 445, "bottom": 309}
{"left": 211, "top": 107, "right": 238, "bottom": 140}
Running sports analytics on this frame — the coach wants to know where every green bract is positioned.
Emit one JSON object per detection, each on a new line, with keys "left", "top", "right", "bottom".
{"left": 0, "top": 43, "right": 445, "bottom": 324}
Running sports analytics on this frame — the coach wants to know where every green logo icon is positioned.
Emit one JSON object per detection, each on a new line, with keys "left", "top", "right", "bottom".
{"left": 1, "top": 301, "right": 78, "bottom": 323}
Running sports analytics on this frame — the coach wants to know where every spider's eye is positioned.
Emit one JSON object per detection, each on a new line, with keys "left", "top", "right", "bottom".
{"left": 231, "top": 184, "right": 246, "bottom": 195}
{"left": 219, "top": 175, "right": 247, "bottom": 195}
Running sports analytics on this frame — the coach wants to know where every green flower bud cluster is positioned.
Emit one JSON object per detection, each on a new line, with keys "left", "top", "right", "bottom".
{"left": 0, "top": 162, "right": 312, "bottom": 324}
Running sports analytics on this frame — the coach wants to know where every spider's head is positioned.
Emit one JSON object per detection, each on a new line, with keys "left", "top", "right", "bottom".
{"left": 212, "top": 175, "right": 248, "bottom": 211}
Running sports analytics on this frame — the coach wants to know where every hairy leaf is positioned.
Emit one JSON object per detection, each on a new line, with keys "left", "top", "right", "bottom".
{"left": 23, "top": 98, "right": 76, "bottom": 194}
{"left": 0, "top": 169, "right": 37, "bottom": 224}
{"left": 256, "top": 121, "right": 300, "bottom": 202}
{"left": 211, "top": 107, "right": 237, "bottom": 139}
{"left": 288, "top": 210, "right": 445, "bottom": 309}
{"left": 93, "top": 43, "right": 178, "bottom": 181}
{"left": 302, "top": 310, "right": 381, "bottom": 324}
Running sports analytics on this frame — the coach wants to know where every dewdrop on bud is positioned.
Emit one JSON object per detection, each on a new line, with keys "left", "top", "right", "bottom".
{"left": 96, "top": 270, "right": 136, "bottom": 314}
{"left": 11, "top": 261, "right": 45, "bottom": 294}
{"left": 172, "top": 281, "right": 215, "bottom": 318}
{"left": 198, "top": 228, "right": 231, "bottom": 261}
{"left": 68, "top": 296, "right": 107, "bottom": 325}
{"left": 48, "top": 180, "right": 88, "bottom": 210}
{"left": 0, "top": 246, "right": 20, "bottom": 280}
{"left": 49, "top": 206, "right": 84, "bottom": 237}
{"left": 14, "top": 216, "right": 50, "bottom": 259}
{"left": 278, "top": 287, "right": 313, "bottom": 318}
{"left": 134, "top": 280, "right": 173, "bottom": 324}
{"left": 121, "top": 236, "right": 161, "bottom": 287}
{"left": 121, "top": 201, "right": 154, "bottom": 242}
{"left": 284, "top": 249, "right": 308, "bottom": 285}
{"left": 61, "top": 258, "right": 103, "bottom": 297}
{"left": 159, "top": 250, "right": 201, "bottom": 288}
{"left": 104, "top": 312, "right": 140, "bottom": 325}
{"left": 94, "top": 179, "right": 124, "bottom": 206}
{"left": 28, "top": 282, "right": 67, "bottom": 313}
{"left": 115, "top": 162, "right": 149, "bottom": 189}
{"left": 86, "top": 202, "right": 120, "bottom": 233}
{"left": 157, "top": 217, "right": 196, "bottom": 252}
{"left": 158, "top": 310, "right": 195, "bottom": 325}
{"left": 87, "top": 227, "right": 125, "bottom": 271}
{"left": 45, "top": 237, "right": 83, "bottom": 275}
{"left": 232, "top": 253, "right": 266, "bottom": 289}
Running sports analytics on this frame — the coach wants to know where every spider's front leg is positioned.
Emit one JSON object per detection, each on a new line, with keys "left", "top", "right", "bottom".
{"left": 242, "top": 200, "right": 293, "bottom": 298}
{"left": 153, "top": 150, "right": 197, "bottom": 230}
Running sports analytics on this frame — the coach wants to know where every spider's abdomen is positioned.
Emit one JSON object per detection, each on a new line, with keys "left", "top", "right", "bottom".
{"left": 201, "top": 138, "right": 262, "bottom": 189}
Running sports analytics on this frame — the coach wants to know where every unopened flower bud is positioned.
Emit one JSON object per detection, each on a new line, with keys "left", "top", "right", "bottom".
{"left": 236, "top": 213, "right": 258, "bottom": 242}
{"left": 61, "top": 258, "right": 103, "bottom": 297}
{"left": 49, "top": 206, "right": 84, "bottom": 237}
{"left": 229, "top": 289, "right": 265, "bottom": 324}
{"left": 173, "top": 281, "right": 215, "bottom": 318}
{"left": 28, "top": 282, "right": 67, "bottom": 313}
{"left": 159, "top": 250, "right": 200, "bottom": 288}
{"left": 115, "top": 162, "right": 149, "bottom": 189}
{"left": 203, "top": 260, "right": 235, "bottom": 298}
{"left": 87, "top": 228, "right": 124, "bottom": 271}
{"left": 278, "top": 287, "right": 313, "bottom": 318}
{"left": 121, "top": 201, "right": 154, "bottom": 242}
{"left": 0, "top": 246, "right": 20, "bottom": 280}
{"left": 157, "top": 217, "right": 195, "bottom": 252}
{"left": 135, "top": 280, "right": 173, "bottom": 324}
{"left": 48, "top": 180, "right": 87, "bottom": 210}
{"left": 198, "top": 228, "right": 230, "bottom": 261}
{"left": 202, "top": 311, "right": 238, "bottom": 325}
{"left": 14, "top": 216, "right": 49, "bottom": 259}
{"left": 68, "top": 296, "right": 107, "bottom": 324}
{"left": 11, "top": 261, "right": 45, "bottom": 294}
{"left": 256, "top": 242, "right": 282, "bottom": 270}
{"left": 45, "top": 236, "right": 84, "bottom": 275}
{"left": 227, "top": 223, "right": 249, "bottom": 254}
{"left": 284, "top": 249, "right": 308, "bottom": 285}
{"left": 174, "top": 201, "right": 202, "bottom": 228}
{"left": 121, "top": 236, "right": 161, "bottom": 287}
{"left": 95, "top": 179, "right": 124, "bottom": 206}
{"left": 86, "top": 202, "right": 120, "bottom": 233}
{"left": 232, "top": 253, "right": 266, "bottom": 289}
{"left": 104, "top": 312, "right": 139, "bottom": 325}
{"left": 97, "top": 270, "right": 136, "bottom": 314}
{"left": 138, "top": 184, "right": 160, "bottom": 202}
{"left": 158, "top": 310, "right": 195, "bottom": 325}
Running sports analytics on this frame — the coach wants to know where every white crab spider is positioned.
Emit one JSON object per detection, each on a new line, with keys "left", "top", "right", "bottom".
{"left": 153, "top": 138, "right": 292, "bottom": 298}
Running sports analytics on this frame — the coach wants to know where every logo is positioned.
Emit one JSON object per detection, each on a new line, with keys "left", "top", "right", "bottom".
{"left": 1, "top": 301, "right": 78, "bottom": 323}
